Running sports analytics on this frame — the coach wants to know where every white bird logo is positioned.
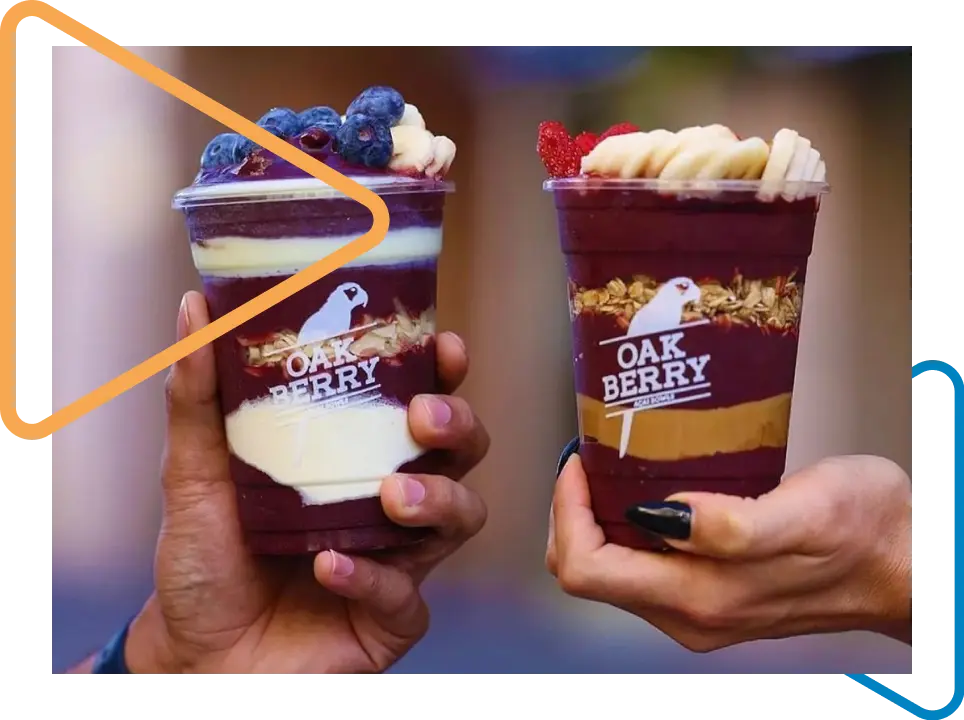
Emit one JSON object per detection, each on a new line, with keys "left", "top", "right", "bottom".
{"left": 618, "top": 277, "right": 702, "bottom": 459}
{"left": 626, "top": 277, "right": 701, "bottom": 338}
{"left": 297, "top": 282, "right": 369, "bottom": 346}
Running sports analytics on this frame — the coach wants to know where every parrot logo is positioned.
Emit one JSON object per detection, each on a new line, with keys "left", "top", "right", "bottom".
{"left": 297, "top": 282, "right": 370, "bottom": 346}
{"left": 618, "top": 277, "right": 704, "bottom": 459}
{"left": 626, "top": 277, "right": 701, "bottom": 339}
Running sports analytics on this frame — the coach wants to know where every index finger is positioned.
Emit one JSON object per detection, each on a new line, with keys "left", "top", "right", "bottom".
{"left": 552, "top": 454, "right": 696, "bottom": 610}
{"left": 437, "top": 331, "right": 469, "bottom": 394}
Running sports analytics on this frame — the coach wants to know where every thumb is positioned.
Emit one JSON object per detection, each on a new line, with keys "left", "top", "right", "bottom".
{"left": 161, "top": 291, "right": 229, "bottom": 503}
{"left": 625, "top": 487, "right": 812, "bottom": 560}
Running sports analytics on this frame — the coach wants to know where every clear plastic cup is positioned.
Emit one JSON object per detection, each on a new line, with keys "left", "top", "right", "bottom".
{"left": 174, "top": 176, "right": 455, "bottom": 555}
{"left": 546, "top": 178, "right": 830, "bottom": 550}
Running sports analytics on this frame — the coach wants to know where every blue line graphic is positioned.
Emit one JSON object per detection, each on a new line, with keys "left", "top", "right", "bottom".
{"left": 847, "top": 360, "right": 963, "bottom": 719}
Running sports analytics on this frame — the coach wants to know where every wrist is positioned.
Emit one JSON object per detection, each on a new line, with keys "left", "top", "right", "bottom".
{"left": 124, "top": 595, "right": 180, "bottom": 673}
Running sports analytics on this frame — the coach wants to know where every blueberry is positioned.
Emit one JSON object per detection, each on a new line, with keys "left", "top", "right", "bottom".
{"left": 256, "top": 107, "right": 303, "bottom": 138}
{"left": 298, "top": 106, "right": 342, "bottom": 135}
{"left": 345, "top": 86, "right": 405, "bottom": 126}
{"left": 236, "top": 136, "right": 257, "bottom": 157}
{"left": 200, "top": 132, "right": 249, "bottom": 169}
{"left": 335, "top": 114, "right": 393, "bottom": 168}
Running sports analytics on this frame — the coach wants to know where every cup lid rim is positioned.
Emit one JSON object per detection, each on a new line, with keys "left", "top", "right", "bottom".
{"left": 173, "top": 176, "right": 455, "bottom": 209}
{"left": 542, "top": 177, "right": 831, "bottom": 195}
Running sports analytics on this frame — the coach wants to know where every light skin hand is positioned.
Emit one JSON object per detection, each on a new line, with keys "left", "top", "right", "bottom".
{"left": 75, "top": 290, "right": 489, "bottom": 673}
{"left": 546, "top": 453, "right": 911, "bottom": 652}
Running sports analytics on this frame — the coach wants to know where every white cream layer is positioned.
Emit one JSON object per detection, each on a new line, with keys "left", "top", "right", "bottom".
{"left": 226, "top": 396, "right": 423, "bottom": 505}
{"left": 193, "top": 226, "right": 442, "bottom": 277}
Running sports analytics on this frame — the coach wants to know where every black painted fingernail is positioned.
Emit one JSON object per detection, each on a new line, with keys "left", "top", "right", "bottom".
{"left": 625, "top": 502, "right": 692, "bottom": 540}
{"left": 556, "top": 437, "right": 580, "bottom": 477}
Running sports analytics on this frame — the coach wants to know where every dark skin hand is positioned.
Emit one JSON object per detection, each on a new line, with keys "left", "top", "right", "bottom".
{"left": 72, "top": 291, "right": 490, "bottom": 673}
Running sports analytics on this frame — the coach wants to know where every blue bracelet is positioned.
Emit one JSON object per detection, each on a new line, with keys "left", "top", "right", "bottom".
{"left": 91, "top": 618, "right": 133, "bottom": 674}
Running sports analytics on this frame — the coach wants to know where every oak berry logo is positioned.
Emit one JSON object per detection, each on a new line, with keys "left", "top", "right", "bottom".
{"left": 268, "top": 283, "right": 383, "bottom": 409}
{"left": 598, "top": 277, "right": 712, "bottom": 457}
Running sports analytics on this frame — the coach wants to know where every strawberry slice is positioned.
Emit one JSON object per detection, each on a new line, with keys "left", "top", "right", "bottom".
{"left": 537, "top": 121, "right": 582, "bottom": 178}
{"left": 598, "top": 122, "right": 640, "bottom": 142}
{"left": 574, "top": 131, "right": 600, "bottom": 156}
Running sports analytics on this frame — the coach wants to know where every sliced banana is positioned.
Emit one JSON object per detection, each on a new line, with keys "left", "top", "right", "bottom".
{"left": 426, "top": 136, "right": 456, "bottom": 178}
{"left": 696, "top": 137, "right": 769, "bottom": 180}
{"left": 660, "top": 140, "right": 731, "bottom": 180}
{"left": 799, "top": 146, "right": 820, "bottom": 181}
{"left": 794, "top": 148, "right": 823, "bottom": 199}
{"left": 739, "top": 138, "right": 771, "bottom": 179}
{"left": 398, "top": 104, "right": 426, "bottom": 129}
{"left": 758, "top": 128, "right": 799, "bottom": 200}
{"left": 389, "top": 125, "right": 435, "bottom": 173}
{"left": 677, "top": 124, "right": 737, "bottom": 144}
{"left": 618, "top": 133, "right": 664, "bottom": 178}
{"left": 812, "top": 160, "right": 826, "bottom": 183}
{"left": 675, "top": 126, "right": 704, "bottom": 142}
{"left": 577, "top": 123, "right": 822, "bottom": 193}
{"left": 661, "top": 125, "right": 740, "bottom": 180}
{"left": 585, "top": 127, "right": 745, "bottom": 180}
{"left": 644, "top": 129, "right": 684, "bottom": 177}
{"left": 702, "top": 124, "right": 739, "bottom": 141}
{"left": 761, "top": 129, "right": 798, "bottom": 182}
{"left": 784, "top": 137, "right": 812, "bottom": 181}
{"left": 580, "top": 133, "right": 645, "bottom": 176}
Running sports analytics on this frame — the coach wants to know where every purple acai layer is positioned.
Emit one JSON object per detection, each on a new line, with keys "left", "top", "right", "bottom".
{"left": 186, "top": 187, "right": 446, "bottom": 242}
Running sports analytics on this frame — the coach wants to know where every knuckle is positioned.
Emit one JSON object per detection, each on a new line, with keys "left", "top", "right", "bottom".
{"left": 410, "top": 603, "right": 431, "bottom": 642}
{"left": 419, "top": 475, "right": 487, "bottom": 540}
{"left": 678, "top": 595, "right": 736, "bottom": 633}
{"left": 674, "top": 631, "right": 725, "bottom": 654}
{"left": 475, "top": 423, "right": 492, "bottom": 462}
{"left": 715, "top": 513, "right": 753, "bottom": 557}
{"left": 163, "top": 370, "right": 178, "bottom": 414}
{"left": 463, "top": 487, "right": 488, "bottom": 536}
{"left": 360, "top": 566, "right": 381, "bottom": 599}
{"left": 808, "top": 499, "right": 844, "bottom": 540}
{"left": 382, "top": 575, "right": 418, "bottom": 616}
{"left": 557, "top": 557, "right": 594, "bottom": 598}
{"left": 874, "top": 457, "right": 911, "bottom": 495}
{"left": 425, "top": 473, "right": 457, "bottom": 513}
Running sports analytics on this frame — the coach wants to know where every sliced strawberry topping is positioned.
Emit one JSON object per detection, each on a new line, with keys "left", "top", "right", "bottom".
{"left": 598, "top": 122, "right": 640, "bottom": 142}
{"left": 537, "top": 121, "right": 582, "bottom": 178}
{"left": 574, "top": 131, "right": 600, "bottom": 156}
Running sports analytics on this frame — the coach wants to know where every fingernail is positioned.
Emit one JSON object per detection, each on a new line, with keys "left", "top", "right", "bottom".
{"left": 419, "top": 396, "right": 452, "bottom": 428}
{"left": 556, "top": 437, "right": 580, "bottom": 478}
{"left": 329, "top": 550, "right": 354, "bottom": 577}
{"left": 396, "top": 475, "right": 426, "bottom": 507}
{"left": 625, "top": 501, "right": 692, "bottom": 540}
{"left": 177, "top": 294, "right": 190, "bottom": 341}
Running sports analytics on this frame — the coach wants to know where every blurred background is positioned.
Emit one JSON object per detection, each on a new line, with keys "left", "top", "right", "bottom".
{"left": 52, "top": 46, "right": 911, "bottom": 673}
